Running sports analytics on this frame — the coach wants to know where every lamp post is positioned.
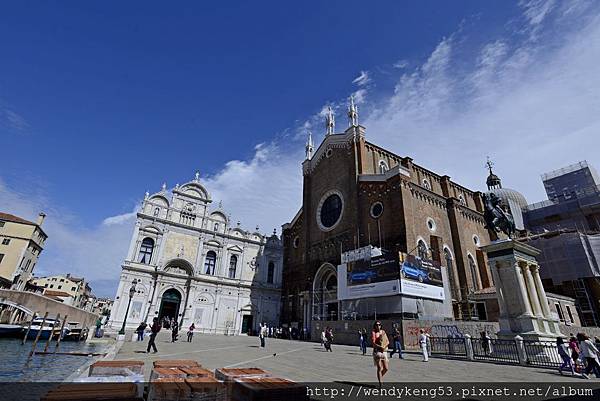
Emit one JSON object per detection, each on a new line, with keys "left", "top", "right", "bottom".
{"left": 119, "top": 279, "right": 137, "bottom": 335}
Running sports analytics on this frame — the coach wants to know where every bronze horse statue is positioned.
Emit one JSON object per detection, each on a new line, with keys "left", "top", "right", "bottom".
{"left": 482, "top": 192, "right": 516, "bottom": 239}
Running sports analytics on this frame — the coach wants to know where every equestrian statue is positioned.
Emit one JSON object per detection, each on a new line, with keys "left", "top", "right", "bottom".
{"left": 482, "top": 192, "right": 516, "bottom": 239}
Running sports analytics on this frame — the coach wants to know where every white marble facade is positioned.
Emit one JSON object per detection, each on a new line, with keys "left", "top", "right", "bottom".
{"left": 108, "top": 173, "right": 282, "bottom": 335}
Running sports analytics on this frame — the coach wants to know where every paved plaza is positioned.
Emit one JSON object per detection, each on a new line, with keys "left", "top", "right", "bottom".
{"left": 115, "top": 332, "right": 593, "bottom": 383}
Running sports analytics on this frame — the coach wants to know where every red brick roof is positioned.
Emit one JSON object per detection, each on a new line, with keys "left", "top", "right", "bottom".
{"left": 0, "top": 212, "right": 35, "bottom": 225}
{"left": 44, "top": 290, "right": 71, "bottom": 297}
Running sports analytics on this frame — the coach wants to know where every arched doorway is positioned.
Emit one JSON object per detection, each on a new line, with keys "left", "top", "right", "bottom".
{"left": 313, "top": 263, "right": 338, "bottom": 321}
{"left": 159, "top": 289, "right": 182, "bottom": 323}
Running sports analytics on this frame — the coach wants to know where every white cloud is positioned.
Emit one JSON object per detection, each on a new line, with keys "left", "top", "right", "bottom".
{"left": 352, "top": 70, "right": 371, "bottom": 86}
{"left": 0, "top": 178, "right": 135, "bottom": 297}
{"left": 0, "top": 107, "right": 30, "bottom": 133}
{"left": 102, "top": 209, "right": 138, "bottom": 226}
{"left": 393, "top": 60, "right": 409, "bottom": 69}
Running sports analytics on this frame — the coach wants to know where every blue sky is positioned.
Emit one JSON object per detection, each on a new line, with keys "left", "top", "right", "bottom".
{"left": 2, "top": 1, "right": 599, "bottom": 297}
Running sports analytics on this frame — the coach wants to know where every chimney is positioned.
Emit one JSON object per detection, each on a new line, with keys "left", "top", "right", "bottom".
{"left": 37, "top": 212, "right": 46, "bottom": 226}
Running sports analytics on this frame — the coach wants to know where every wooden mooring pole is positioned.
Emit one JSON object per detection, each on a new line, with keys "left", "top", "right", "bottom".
{"left": 28, "top": 311, "right": 48, "bottom": 358}
{"left": 43, "top": 313, "right": 60, "bottom": 353}
{"left": 54, "top": 314, "right": 68, "bottom": 353}
{"left": 21, "top": 311, "right": 37, "bottom": 345}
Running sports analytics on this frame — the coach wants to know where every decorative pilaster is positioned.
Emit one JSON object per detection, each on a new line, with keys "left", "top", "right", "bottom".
{"left": 514, "top": 262, "right": 533, "bottom": 316}
{"left": 522, "top": 263, "right": 543, "bottom": 317}
{"left": 531, "top": 264, "right": 552, "bottom": 319}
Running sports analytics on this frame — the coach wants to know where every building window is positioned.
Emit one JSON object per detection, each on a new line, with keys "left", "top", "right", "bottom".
{"left": 293, "top": 236, "right": 300, "bottom": 249}
{"left": 267, "top": 261, "right": 275, "bottom": 284}
{"left": 214, "top": 223, "right": 219, "bottom": 232}
{"left": 0, "top": 222, "right": 4, "bottom": 227}
{"left": 468, "top": 254, "right": 479, "bottom": 290}
{"left": 71, "top": 286, "right": 76, "bottom": 291}
{"left": 0, "top": 254, "right": 3, "bottom": 265}
{"left": 138, "top": 237, "right": 154, "bottom": 264}
{"left": 204, "top": 251, "right": 217, "bottom": 275}
{"left": 426, "top": 218, "right": 436, "bottom": 232}
{"left": 458, "top": 194, "right": 466, "bottom": 206}
{"left": 379, "top": 160, "right": 389, "bottom": 174}
{"left": 555, "top": 303, "right": 564, "bottom": 321}
{"left": 1, "top": 238, "right": 10, "bottom": 245}
{"left": 44, "top": 283, "right": 48, "bottom": 288}
{"left": 422, "top": 179, "right": 431, "bottom": 190}
{"left": 58, "top": 285, "right": 62, "bottom": 289}
{"left": 153, "top": 207, "right": 160, "bottom": 217}
{"left": 473, "top": 235, "right": 480, "bottom": 246}
{"left": 370, "top": 202, "right": 384, "bottom": 219}
{"left": 317, "top": 190, "right": 344, "bottom": 231}
{"left": 476, "top": 302, "right": 488, "bottom": 320}
{"left": 228, "top": 255, "right": 237, "bottom": 279}
{"left": 417, "top": 240, "right": 428, "bottom": 259}
{"left": 50, "top": 284, "right": 54, "bottom": 288}
{"left": 565, "top": 305, "right": 574, "bottom": 323}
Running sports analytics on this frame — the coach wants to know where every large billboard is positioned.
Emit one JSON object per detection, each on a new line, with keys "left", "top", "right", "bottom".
{"left": 398, "top": 252, "right": 445, "bottom": 301}
{"left": 337, "top": 246, "right": 445, "bottom": 301}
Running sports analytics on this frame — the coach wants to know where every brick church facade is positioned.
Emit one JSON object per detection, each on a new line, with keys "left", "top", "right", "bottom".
{"left": 281, "top": 104, "right": 495, "bottom": 331}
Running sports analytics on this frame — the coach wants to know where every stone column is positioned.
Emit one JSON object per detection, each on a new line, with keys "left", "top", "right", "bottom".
{"left": 514, "top": 262, "right": 533, "bottom": 316}
{"left": 490, "top": 260, "right": 508, "bottom": 318}
{"left": 522, "top": 264, "right": 543, "bottom": 317}
{"left": 531, "top": 264, "right": 552, "bottom": 319}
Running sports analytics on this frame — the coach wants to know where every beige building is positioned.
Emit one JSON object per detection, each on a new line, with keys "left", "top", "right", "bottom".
{"left": 30, "top": 273, "right": 93, "bottom": 309}
{"left": 0, "top": 212, "right": 47, "bottom": 290}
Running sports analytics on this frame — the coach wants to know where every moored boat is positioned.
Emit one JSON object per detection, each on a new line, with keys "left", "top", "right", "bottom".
{"left": 25, "top": 317, "right": 69, "bottom": 340}
{"left": 0, "top": 323, "right": 24, "bottom": 338}
{"left": 62, "top": 322, "right": 88, "bottom": 341}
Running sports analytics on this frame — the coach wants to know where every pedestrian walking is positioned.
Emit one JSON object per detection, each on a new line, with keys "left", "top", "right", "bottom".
{"left": 371, "top": 321, "right": 389, "bottom": 389}
{"left": 577, "top": 333, "right": 600, "bottom": 378}
{"left": 324, "top": 327, "right": 333, "bottom": 352}
{"left": 359, "top": 329, "right": 367, "bottom": 355}
{"left": 419, "top": 329, "right": 429, "bottom": 362}
{"left": 147, "top": 317, "right": 161, "bottom": 353}
{"left": 135, "top": 321, "right": 147, "bottom": 341}
{"left": 187, "top": 323, "right": 195, "bottom": 342}
{"left": 171, "top": 320, "right": 179, "bottom": 342}
{"left": 259, "top": 323, "right": 266, "bottom": 348}
{"left": 569, "top": 334, "right": 581, "bottom": 372}
{"left": 557, "top": 337, "right": 575, "bottom": 376}
{"left": 389, "top": 324, "right": 403, "bottom": 359}
{"left": 95, "top": 317, "right": 103, "bottom": 338}
{"left": 321, "top": 329, "right": 326, "bottom": 349}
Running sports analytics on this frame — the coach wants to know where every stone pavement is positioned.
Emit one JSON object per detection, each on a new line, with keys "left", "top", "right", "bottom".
{"left": 115, "top": 332, "right": 595, "bottom": 383}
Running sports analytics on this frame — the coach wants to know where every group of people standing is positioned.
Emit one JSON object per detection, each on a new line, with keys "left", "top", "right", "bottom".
{"left": 557, "top": 333, "right": 600, "bottom": 378}
{"left": 134, "top": 317, "right": 197, "bottom": 353}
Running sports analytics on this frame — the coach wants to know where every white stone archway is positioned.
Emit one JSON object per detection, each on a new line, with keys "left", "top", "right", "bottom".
{"left": 312, "top": 263, "right": 339, "bottom": 321}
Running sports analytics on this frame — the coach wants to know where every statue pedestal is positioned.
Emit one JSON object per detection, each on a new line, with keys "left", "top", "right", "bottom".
{"left": 481, "top": 240, "right": 562, "bottom": 341}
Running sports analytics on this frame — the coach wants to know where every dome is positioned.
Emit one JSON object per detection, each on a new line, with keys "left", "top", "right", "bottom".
{"left": 487, "top": 188, "right": 528, "bottom": 211}
{"left": 486, "top": 173, "right": 502, "bottom": 189}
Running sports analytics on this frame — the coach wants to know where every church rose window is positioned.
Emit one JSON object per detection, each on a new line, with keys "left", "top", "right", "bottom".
{"left": 370, "top": 202, "right": 384, "bottom": 218}
{"left": 318, "top": 192, "right": 343, "bottom": 230}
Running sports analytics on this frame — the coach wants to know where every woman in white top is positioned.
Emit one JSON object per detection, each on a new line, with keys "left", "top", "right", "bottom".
{"left": 577, "top": 333, "right": 600, "bottom": 378}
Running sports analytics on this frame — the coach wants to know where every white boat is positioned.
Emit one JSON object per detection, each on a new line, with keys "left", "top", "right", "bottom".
{"left": 25, "top": 317, "right": 69, "bottom": 340}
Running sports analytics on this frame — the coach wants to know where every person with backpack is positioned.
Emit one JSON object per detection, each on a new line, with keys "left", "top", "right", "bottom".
{"left": 147, "top": 317, "right": 161, "bottom": 353}
{"left": 389, "top": 324, "right": 403, "bottom": 359}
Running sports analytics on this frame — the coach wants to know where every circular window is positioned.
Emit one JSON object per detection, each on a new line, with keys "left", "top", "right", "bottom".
{"left": 325, "top": 148, "right": 333, "bottom": 158}
{"left": 473, "top": 235, "right": 480, "bottom": 246}
{"left": 293, "top": 236, "right": 300, "bottom": 248}
{"left": 317, "top": 190, "right": 344, "bottom": 231}
{"left": 427, "top": 218, "right": 436, "bottom": 232}
{"left": 370, "top": 202, "right": 384, "bottom": 218}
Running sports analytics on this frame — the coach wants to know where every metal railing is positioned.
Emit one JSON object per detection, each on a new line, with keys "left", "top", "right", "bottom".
{"left": 429, "top": 337, "right": 467, "bottom": 357}
{"left": 523, "top": 340, "right": 563, "bottom": 368}
{"left": 472, "top": 338, "right": 520, "bottom": 364}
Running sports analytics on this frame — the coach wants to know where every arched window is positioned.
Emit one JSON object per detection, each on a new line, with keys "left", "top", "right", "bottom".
{"left": 213, "top": 223, "right": 219, "bottom": 232}
{"left": 204, "top": 251, "right": 216, "bottom": 275}
{"left": 444, "top": 248, "right": 456, "bottom": 298}
{"left": 379, "top": 160, "right": 389, "bottom": 174}
{"left": 422, "top": 179, "right": 431, "bottom": 190}
{"left": 138, "top": 238, "right": 154, "bottom": 264}
{"left": 468, "top": 254, "right": 478, "bottom": 290}
{"left": 153, "top": 207, "right": 160, "bottom": 217}
{"left": 267, "top": 261, "right": 275, "bottom": 284}
{"left": 228, "top": 255, "right": 237, "bottom": 279}
{"left": 417, "top": 240, "right": 428, "bottom": 259}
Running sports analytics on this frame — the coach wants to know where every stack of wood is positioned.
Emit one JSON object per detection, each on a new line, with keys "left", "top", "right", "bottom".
{"left": 148, "top": 360, "right": 225, "bottom": 401}
{"left": 41, "top": 383, "right": 141, "bottom": 401}
{"left": 89, "top": 360, "right": 145, "bottom": 377}
{"left": 231, "top": 377, "right": 308, "bottom": 401}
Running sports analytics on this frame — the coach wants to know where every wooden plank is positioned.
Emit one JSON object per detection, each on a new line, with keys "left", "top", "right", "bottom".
{"left": 28, "top": 311, "right": 48, "bottom": 358}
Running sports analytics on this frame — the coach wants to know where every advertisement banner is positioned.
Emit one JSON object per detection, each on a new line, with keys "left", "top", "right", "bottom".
{"left": 399, "top": 252, "right": 445, "bottom": 300}
{"left": 337, "top": 246, "right": 446, "bottom": 301}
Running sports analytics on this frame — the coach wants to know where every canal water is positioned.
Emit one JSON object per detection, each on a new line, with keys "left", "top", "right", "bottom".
{"left": 0, "top": 338, "right": 109, "bottom": 382}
